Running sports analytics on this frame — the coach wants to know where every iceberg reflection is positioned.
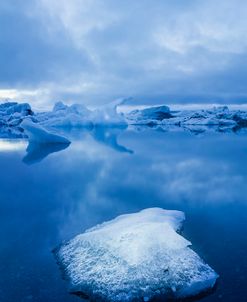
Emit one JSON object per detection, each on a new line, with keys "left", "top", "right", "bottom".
{"left": 23, "top": 142, "right": 70, "bottom": 165}
{"left": 22, "top": 125, "right": 133, "bottom": 165}
{"left": 90, "top": 126, "right": 133, "bottom": 154}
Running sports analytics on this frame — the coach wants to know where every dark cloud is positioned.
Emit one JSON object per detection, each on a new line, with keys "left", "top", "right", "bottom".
{"left": 1, "top": 0, "right": 247, "bottom": 106}
{"left": 0, "top": 0, "right": 92, "bottom": 86}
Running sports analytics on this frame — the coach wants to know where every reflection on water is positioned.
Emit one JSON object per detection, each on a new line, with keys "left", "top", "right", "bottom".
{"left": 90, "top": 126, "right": 133, "bottom": 154}
{"left": 0, "top": 127, "right": 247, "bottom": 302}
{"left": 19, "top": 126, "right": 133, "bottom": 165}
{"left": 23, "top": 142, "right": 71, "bottom": 165}
{"left": 0, "top": 139, "right": 26, "bottom": 152}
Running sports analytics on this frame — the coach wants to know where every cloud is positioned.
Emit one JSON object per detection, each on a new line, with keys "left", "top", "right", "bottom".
{"left": 1, "top": 0, "right": 247, "bottom": 106}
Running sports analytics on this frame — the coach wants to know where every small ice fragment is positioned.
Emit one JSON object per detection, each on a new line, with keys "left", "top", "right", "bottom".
{"left": 21, "top": 119, "right": 71, "bottom": 144}
{"left": 55, "top": 208, "right": 218, "bottom": 302}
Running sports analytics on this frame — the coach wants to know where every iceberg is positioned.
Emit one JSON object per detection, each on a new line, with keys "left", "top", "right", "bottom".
{"left": 177, "top": 108, "right": 237, "bottom": 127}
{"left": 21, "top": 120, "right": 71, "bottom": 144}
{"left": 36, "top": 101, "right": 93, "bottom": 128}
{"left": 36, "top": 99, "right": 128, "bottom": 128}
{"left": 126, "top": 105, "right": 173, "bottom": 125}
{"left": 90, "top": 98, "right": 128, "bottom": 127}
{"left": 125, "top": 105, "right": 247, "bottom": 133}
{"left": 0, "top": 102, "right": 34, "bottom": 138}
{"left": 1, "top": 100, "right": 247, "bottom": 137}
{"left": 0, "top": 101, "right": 33, "bottom": 117}
{"left": 55, "top": 208, "right": 218, "bottom": 302}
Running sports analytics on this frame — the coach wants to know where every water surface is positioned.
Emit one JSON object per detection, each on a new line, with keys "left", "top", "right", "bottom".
{"left": 0, "top": 127, "right": 246, "bottom": 302}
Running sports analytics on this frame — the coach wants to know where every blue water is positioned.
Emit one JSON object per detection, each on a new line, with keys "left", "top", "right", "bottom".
{"left": 0, "top": 127, "right": 247, "bottom": 302}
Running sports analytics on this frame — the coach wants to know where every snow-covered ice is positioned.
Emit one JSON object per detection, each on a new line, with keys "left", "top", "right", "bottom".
{"left": 1, "top": 100, "right": 247, "bottom": 139}
{"left": 37, "top": 98, "right": 128, "bottom": 128}
{"left": 126, "top": 105, "right": 247, "bottom": 132}
{"left": 0, "top": 102, "right": 34, "bottom": 138}
{"left": 0, "top": 98, "right": 128, "bottom": 141}
{"left": 36, "top": 102, "right": 93, "bottom": 128}
{"left": 21, "top": 120, "right": 71, "bottom": 144}
{"left": 55, "top": 208, "right": 218, "bottom": 302}
{"left": 89, "top": 98, "right": 128, "bottom": 127}
{"left": 126, "top": 105, "right": 172, "bottom": 125}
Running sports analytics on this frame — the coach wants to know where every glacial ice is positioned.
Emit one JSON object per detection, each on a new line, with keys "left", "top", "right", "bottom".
{"left": 0, "top": 99, "right": 128, "bottom": 141}
{"left": 2, "top": 102, "right": 33, "bottom": 116}
{"left": 1, "top": 99, "right": 247, "bottom": 140}
{"left": 36, "top": 102, "right": 93, "bottom": 128}
{"left": 89, "top": 98, "right": 128, "bottom": 127}
{"left": 0, "top": 102, "right": 34, "bottom": 138}
{"left": 21, "top": 120, "right": 71, "bottom": 144}
{"left": 126, "top": 105, "right": 247, "bottom": 131}
{"left": 55, "top": 208, "right": 218, "bottom": 302}
{"left": 36, "top": 98, "right": 127, "bottom": 128}
{"left": 126, "top": 105, "right": 172, "bottom": 125}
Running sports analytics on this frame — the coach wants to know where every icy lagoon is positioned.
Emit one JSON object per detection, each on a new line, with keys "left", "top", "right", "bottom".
{"left": 0, "top": 126, "right": 247, "bottom": 301}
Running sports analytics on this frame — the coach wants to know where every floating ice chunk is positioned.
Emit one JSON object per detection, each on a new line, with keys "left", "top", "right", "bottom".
{"left": 36, "top": 99, "right": 128, "bottom": 128}
{"left": 232, "top": 111, "right": 247, "bottom": 127}
{"left": 52, "top": 102, "right": 91, "bottom": 117}
{"left": 0, "top": 102, "right": 33, "bottom": 116}
{"left": 5, "top": 102, "right": 33, "bottom": 116}
{"left": 0, "top": 102, "right": 34, "bottom": 138}
{"left": 36, "top": 102, "right": 93, "bottom": 128}
{"left": 170, "top": 108, "right": 238, "bottom": 128}
{"left": 126, "top": 105, "right": 243, "bottom": 130}
{"left": 91, "top": 98, "right": 128, "bottom": 126}
{"left": 53, "top": 101, "right": 68, "bottom": 112}
{"left": 55, "top": 208, "right": 218, "bottom": 302}
{"left": 183, "top": 116, "right": 237, "bottom": 126}
{"left": 126, "top": 105, "right": 173, "bottom": 125}
{"left": 21, "top": 120, "right": 71, "bottom": 144}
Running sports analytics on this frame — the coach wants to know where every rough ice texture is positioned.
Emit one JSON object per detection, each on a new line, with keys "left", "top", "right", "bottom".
{"left": 21, "top": 120, "right": 71, "bottom": 144}
{"left": 36, "top": 98, "right": 127, "bottom": 128}
{"left": 126, "top": 105, "right": 247, "bottom": 132}
{"left": 0, "top": 98, "right": 128, "bottom": 140}
{"left": 89, "top": 98, "right": 128, "bottom": 127}
{"left": 127, "top": 105, "right": 173, "bottom": 125}
{"left": 36, "top": 102, "right": 93, "bottom": 128}
{"left": 0, "top": 102, "right": 33, "bottom": 138}
{"left": 55, "top": 208, "right": 218, "bottom": 302}
{"left": 1, "top": 100, "right": 247, "bottom": 139}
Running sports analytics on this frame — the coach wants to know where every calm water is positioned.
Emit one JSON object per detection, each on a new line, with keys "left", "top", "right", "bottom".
{"left": 0, "top": 127, "right": 247, "bottom": 302}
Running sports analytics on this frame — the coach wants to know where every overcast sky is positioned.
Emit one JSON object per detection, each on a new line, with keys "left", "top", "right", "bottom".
{"left": 1, "top": 0, "right": 247, "bottom": 107}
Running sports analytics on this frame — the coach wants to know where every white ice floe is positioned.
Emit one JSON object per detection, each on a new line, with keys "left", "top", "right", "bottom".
{"left": 175, "top": 107, "right": 237, "bottom": 127}
{"left": 0, "top": 102, "right": 34, "bottom": 138}
{"left": 126, "top": 105, "right": 172, "bottom": 125}
{"left": 0, "top": 101, "right": 33, "bottom": 117}
{"left": 1, "top": 100, "right": 247, "bottom": 138}
{"left": 126, "top": 105, "right": 247, "bottom": 130}
{"left": 21, "top": 120, "right": 71, "bottom": 144}
{"left": 36, "top": 102, "right": 93, "bottom": 128}
{"left": 0, "top": 99, "right": 128, "bottom": 141}
{"left": 90, "top": 98, "right": 128, "bottom": 127}
{"left": 36, "top": 99, "right": 128, "bottom": 128}
{"left": 55, "top": 208, "right": 218, "bottom": 302}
